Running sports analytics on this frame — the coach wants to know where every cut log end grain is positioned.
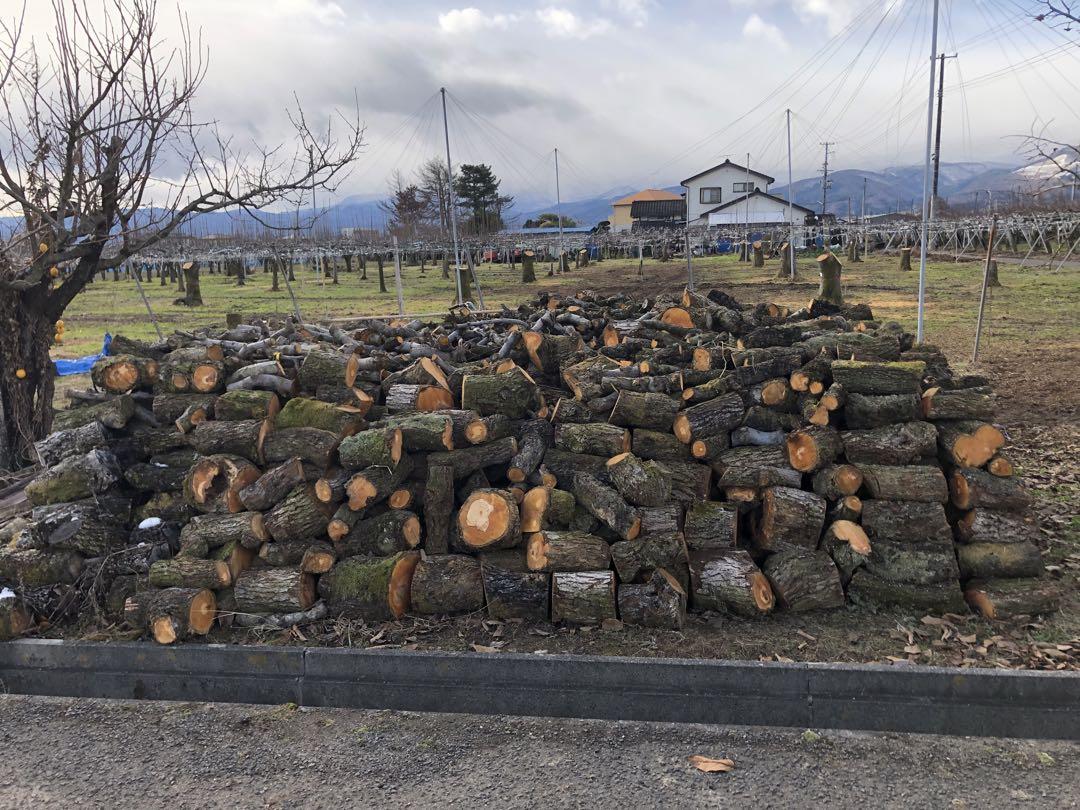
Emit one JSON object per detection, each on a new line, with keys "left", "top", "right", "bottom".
{"left": 987, "top": 455, "right": 1014, "bottom": 477}
{"left": 939, "top": 422, "right": 1005, "bottom": 468}
{"left": 828, "top": 519, "right": 871, "bottom": 555}
{"left": 151, "top": 588, "right": 216, "bottom": 644}
{"left": 659, "top": 306, "right": 694, "bottom": 328}
{"left": 458, "top": 489, "right": 520, "bottom": 550}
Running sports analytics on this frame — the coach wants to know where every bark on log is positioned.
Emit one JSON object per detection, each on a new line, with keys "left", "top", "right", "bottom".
{"left": 554, "top": 423, "right": 630, "bottom": 457}
{"left": 410, "top": 554, "right": 485, "bottom": 615}
{"left": 0, "top": 547, "right": 83, "bottom": 586}
{"left": 25, "top": 449, "right": 121, "bottom": 507}
{"left": 213, "top": 390, "right": 280, "bottom": 422}
{"left": 957, "top": 542, "right": 1042, "bottom": 580}
{"left": 52, "top": 396, "right": 135, "bottom": 432}
{"left": 149, "top": 557, "right": 232, "bottom": 590}
{"left": 520, "top": 486, "right": 575, "bottom": 533}
{"left": 631, "top": 429, "right": 691, "bottom": 462}
{"left": 921, "top": 386, "right": 995, "bottom": 421}
{"left": 762, "top": 549, "right": 844, "bottom": 612}
{"left": 461, "top": 369, "right": 537, "bottom": 418}
{"left": 949, "top": 468, "right": 1031, "bottom": 511}
{"left": 712, "top": 446, "right": 801, "bottom": 489}
{"left": 859, "top": 463, "right": 948, "bottom": 503}
{"left": 844, "top": 393, "right": 921, "bottom": 429}
{"left": 263, "top": 427, "right": 339, "bottom": 470}
{"left": 338, "top": 428, "right": 403, "bottom": 470}
{"left": 33, "top": 420, "right": 111, "bottom": 468}
{"left": 183, "top": 455, "right": 261, "bottom": 514}
{"left": 385, "top": 384, "right": 455, "bottom": 413}
{"left": 847, "top": 571, "right": 966, "bottom": 613}
{"left": 964, "top": 578, "right": 1060, "bottom": 619}
{"left": 954, "top": 508, "right": 1036, "bottom": 545}
{"left": 239, "top": 458, "right": 307, "bottom": 512}
{"left": 318, "top": 551, "right": 420, "bottom": 621}
{"left": 422, "top": 465, "right": 455, "bottom": 555}
{"left": 507, "top": 419, "right": 553, "bottom": 482}
{"left": 810, "top": 464, "right": 864, "bottom": 500}
{"left": 754, "top": 486, "right": 827, "bottom": 550}
{"left": 573, "top": 473, "right": 640, "bottom": 540}
{"left": 830, "top": 360, "right": 923, "bottom": 395}
{"left": 673, "top": 392, "right": 745, "bottom": 444}
{"left": 480, "top": 551, "right": 550, "bottom": 620}
{"left": 937, "top": 421, "right": 1006, "bottom": 468}
{"left": 683, "top": 501, "right": 738, "bottom": 551}
{"left": 188, "top": 419, "right": 269, "bottom": 464}
{"left": 609, "top": 531, "right": 686, "bottom": 583}
{"left": 820, "top": 520, "right": 871, "bottom": 583}
{"left": 146, "top": 587, "right": 216, "bottom": 644}
{"left": 264, "top": 484, "right": 335, "bottom": 542}
{"left": 840, "top": 422, "right": 938, "bottom": 465}
{"left": 180, "top": 512, "right": 268, "bottom": 555}
{"left": 551, "top": 570, "right": 617, "bottom": 625}
{"left": 605, "top": 453, "right": 671, "bottom": 507}
{"left": 786, "top": 425, "right": 843, "bottom": 473}
{"left": 527, "top": 530, "right": 611, "bottom": 572}
{"left": 427, "top": 437, "right": 518, "bottom": 479}
{"left": 865, "top": 538, "right": 959, "bottom": 585}
{"left": 861, "top": 499, "right": 952, "bottom": 544}
{"left": 152, "top": 393, "right": 215, "bottom": 426}
{"left": 339, "top": 510, "right": 422, "bottom": 557}
{"left": 617, "top": 569, "right": 687, "bottom": 629}
{"left": 689, "top": 549, "right": 774, "bottom": 617}
{"left": 608, "top": 391, "right": 680, "bottom": 432}
{"left": 233, "top": 567, "right": 316, "bottom": 614}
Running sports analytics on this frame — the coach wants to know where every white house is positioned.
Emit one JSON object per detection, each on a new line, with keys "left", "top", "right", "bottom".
{"left": 681, "top": 159, "right": 774, "bottom": 224}
{"left": 702, "top": 190, "right": 816, "bottom": 228}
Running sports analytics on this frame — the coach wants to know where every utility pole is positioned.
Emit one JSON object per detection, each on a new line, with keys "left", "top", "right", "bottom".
{"left": 785, "top": 109, "right": 796, "bottom": 280}
{"left": 743, "top": 153, "right": 752, "bottom": 247}
{"left": 861, "top": 176, "right": 868, "bottom": 256}
{"left": 554, "top": 147, "right": 565, "bottom": 271}
{"left": 931, "top": 52, "right": 958, "bottom": 217}
{"left": 916, "top": 0, "right": 942, "bottom": 344}
{"left": 820, "top": 142, "right": 835, "bottom": 216}
{"left": 440, "top": 87, "right": 464, "bottom": 305}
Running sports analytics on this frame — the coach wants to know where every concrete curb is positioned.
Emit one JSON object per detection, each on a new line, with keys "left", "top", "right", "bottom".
{"left": 1, "top": 640, "right": 1076, "bottom": 739}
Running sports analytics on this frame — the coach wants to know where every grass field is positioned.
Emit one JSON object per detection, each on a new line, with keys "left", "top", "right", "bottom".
{"left": 51, "top": 248, "right": 1080, "bottom": 666}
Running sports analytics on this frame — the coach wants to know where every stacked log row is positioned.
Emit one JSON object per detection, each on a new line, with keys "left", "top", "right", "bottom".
{"left": 0, "top": 287, "right": 1056, "bottom": 644}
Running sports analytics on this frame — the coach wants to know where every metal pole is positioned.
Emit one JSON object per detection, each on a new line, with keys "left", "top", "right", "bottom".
{"left": 392, "top": 236, "right": 405, "bottom": 316}
{"left": 785, "top": 109, "right": 796, "bottom": 280}
{"left": 916, "top": 0, "right": 942, "bottom": 344}
{"left": 744, "top": 153, "right": 751, "bottom": 252}
{"left": 931, "top": 53, "right": 956, "bottom": 219}
{"left": 972, "top": 216, "right": 998, "bottom": 364}
{"left": 554, "top": 147, "right": 565, "bottom": 271}
{"left": 441, "top": 87, "right": 464, "bottom": 305}
{"left": 862, "top": 177, "right": 869, "bottom": 256}
{"left": 685, "top": 177, "right": 694, "bottom": 290}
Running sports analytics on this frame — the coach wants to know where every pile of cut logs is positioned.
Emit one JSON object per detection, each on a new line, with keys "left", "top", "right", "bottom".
{"left": 0, "top": 288, "right": 1060, "bottom": 643}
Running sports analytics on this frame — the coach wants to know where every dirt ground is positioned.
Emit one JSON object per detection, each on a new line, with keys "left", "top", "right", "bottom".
{"left": 1, "top": 695, "right": 1076, "bottom": 809}
{"left": 49, "top": 251, "right": 1080, "bottom": 670}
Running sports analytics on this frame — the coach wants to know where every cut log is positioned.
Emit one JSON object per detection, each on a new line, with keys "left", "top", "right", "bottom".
{"left": 844, "top": 392, "right": 920, "bottom": 429}
{"left": 830, "top": 360, "right": 923, "bottom": 395}
{"left": 810, "top": 464, "right": 864, "bottom": 500}
{"left": 609, "top": 531, "right": 686, "bottom": 583}
{"left": 861, "top": 500, "right": 952, "bottom": 544}
{"left": 828, "top": 495, "right": 863, "bottom": 523}
{"left": 384, "top": 413, "right": 455, "bottom": 452}
{"left": 617, "top": 569, "right": 687, "bottom": 629}
{"left": 410, "top": 554, "right": 485, "bottom": 615}
{"left": 754, "top": 486, "right": 827, "bottom": 550}
{"left": 239, "top": 457, "right": 307, "bottom": 512}
{"left": 859, "top": 463, "right": 947, "bottom": 503}
{"left": 937, "top": 421, "right": 1005, "bottom": 468}
{"left": 729, "top": 426, "right": 785, "bottom": 448}
{"left": 847, "top": 571, "right": 966, "bottom": 613}
{"left": 920, "top": 386, "right": 995, "bottom": 421}
{"left": 180, "top": 511, "right": 268, "bottom": 555}
{"left": 422, "top": 465, "right": 455, "bottom": 555}
{"left": 0, "top": 547, "right": 83, "bottom": 586}
{"left": 464, "top": 414, "right": 513, "bottom": 446}
{"left": 158, "top": 358, "right": 224, "bottom": 394}
{"left": 318, "top": 551, "right": 420, "bottom": 620}
{"left": 954, "top": 508, "right": 1036, "bottom": 545}
{"left": 631, "top": 429, "right": 691, "bottom": 462}
{"left": 388, "top": 481, "right": 424, "bottom": 511}
{"left": 427, "top": 437, "right": 518, "bottom": 479}
{"left": 149, "top": 557, "right": 232, "bottom": 590}
{"left": 91, "top": 354, "right": 159, "bottom": 394}
{"left": 840, "top": 421, "right": 938, "bottom": 465}
{"left": 865, "top": 538, "right": 959, "bottom": 585}
{"left": 986, "top": 454, "right": 1014, "bottom": 477}
{"left": 461, "top": 369, "right": 537, "bottom": 418}
{"left": 672, "top": 392, "right": 744, "bottom": 444}
{"left": 554, "top": 423, "right": 630, "bottom": 457}
{"left": 712, "top": 446, "right": 801, "bottom": 489}
{"left": 345, "top": 455, "right": 414, "bottom": 511}
{"left": 233, "top": 567, "right": 316, "bottom": 614}
{"left": 274, "top": 396, "right": 364, "bottom": 435}
{"left": 605, "top": 453, "right": 671, "bottom": 507}
{"left": 385, "top": 384, "right": 455, "bottom": 413}
{"left": 608, "top": 391, "right": 680, "bottom": 432}
{"left": 26, "top": 500, "right": 127, "bottom": 556}
{"left": 339, "top": 510, "right": 422, "bottom": 557}
{"left": 786, "top": 425, "right": 843, "bottom": 473}
{"left": 949, "top": 468, "right": 1031, "bottom": 511}
{"left": 24, "top": 448, "right": 121, "bottom": 507}
{"left": 264, "top": 484, "right": 335, "bottom": 542}
{"left": 573, "top": 473, "right": 640, "bottom": 540}
{"left": 820, "top": 520, "right": 871, "bottom": 583}
{"left": 213, "top": 389, "right": 280, "bottom": 422}
{"left": 520, "top": 486, "right": 575, "bottom": 533}
{"left": 152, "top": 393, "right": 215, "bottom": 426}
{"left": 456, "top": 489, "right": 521, "bottom": 551}
{"left": 689, "top": 549, "right": 774, "bottom": 617}
{"left": 964, "top": 578, "right": 1060, "bottom": 619}
{"left": 188, "top": 419, "right": 269, "bottom": 464}
{"left": 683, "top": 501, "right": 738, "bottom": 551}
{"left": 762, "top": 549, "right": 844, "bottom": 612}
{"left": 297, "top": 349, "right": 349, "bottom": 390}
{"left": 480, "top": 551, "right": 550, "bottom": 620}
{"left": 522, "top": 331, "right": 583, "bottom": 375}
{"left": 33, "top": 420, "right": 111, "bottom": 468}
{"left": 638, "top": 504, "right": 683, "bottom": 536}
{"left": 527, "top": 530, "right": 611, "bottom": 572}
{"left": 338, "top": 428, "right": 403, "bottom": 470}
{"left": 957, "top": 542, "right": 1042, "bottom": 580}
{"left": 551, "top": 570, "right": 617, "bottom": 625}
{"left": 262, "top": 427, "right": 340, "bottom": 470}
{"left": 507, "top": 419, "right": 553, "bottom": 483}
{"left": 52, "top": 395, "right": 135, "bottom": 432}
{"left": 147, "top": 587, "right": 216, "bottom": 644}
{"left": 183, "top": 455, "right": 261, "bottom": 514}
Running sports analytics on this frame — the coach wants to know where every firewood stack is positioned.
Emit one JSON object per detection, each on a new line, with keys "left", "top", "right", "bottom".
{"left": 0, "top": 289, "right": 1060, "bottom": 643}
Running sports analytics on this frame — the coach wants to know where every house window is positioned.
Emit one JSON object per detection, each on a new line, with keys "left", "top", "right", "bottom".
{"left": 700, "top": 187, "right": 722, "bottom": 204}
{"left": 733, "top": 182, "right": 757, "bottom": 193}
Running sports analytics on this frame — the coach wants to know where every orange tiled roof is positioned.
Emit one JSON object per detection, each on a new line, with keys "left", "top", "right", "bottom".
{"left": 612, "top": 188, "right": 682, "bottom": 206}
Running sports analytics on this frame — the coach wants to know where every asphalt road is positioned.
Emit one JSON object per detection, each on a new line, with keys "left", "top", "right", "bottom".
{"left": 0, "top": 695, "right": 1076, "bottom": 808}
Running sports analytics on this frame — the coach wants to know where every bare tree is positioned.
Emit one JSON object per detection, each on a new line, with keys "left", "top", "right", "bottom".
{"left": 417, "top": 157, "right": 452, "bottom": 235}
{"left": 0, "top": 0, "right": 364, "bottom": 469}
{"left": 1021, "top": 125, "right": 1080, "bottom": 200}
{"left": 1036, "top": 1, "right": 1080, "bottom": 28}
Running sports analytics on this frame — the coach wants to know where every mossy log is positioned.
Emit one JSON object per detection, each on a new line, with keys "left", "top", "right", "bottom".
{"left": 338, "top": 427, "right": 403, "bottom": 470}
{"left": 480, "top": 551, "right": 550, "bottom": 620}
{"left": 25, "top": 449, "right": 121, "bottom": 507}
{"left": 422, "top": 464, "right": 454, "bottom": 555}
{"left": 964, "top": 577, "right": 1060, "bottom": 619}
{"left": 0, "top": 547, "right": 84, "bottom": 587}
{"left": 318, "top": 551, "right": 420, "bottom": 620}
{"left": 146, "top": 587, "right": 216, "bottom": 644}
{"left": 262, "top": 427, "right": 340, "bottom": 470}
{"left": 527, "top": 530, "right": 611, "bottom": 572}
{"left": 844, "top": 392, "right": 921, "bottom": 429}
{"left": 457, "top": 489, "right": 520, "bottom": 551}
{"left": 820, "top": 520, "right": 871, "bottom": 583}
{"left": 554, "top": 422, "right": 630, "bottom": 457}
{"left": 551, "top": 570, "right": 617, "bottom": 625}
{"left": 28, "top": 500, "right": 127, "bottom": 556}
{"left": 957, "top": 542, "right": 1042, "bottom": 580}
{"left": 754, "top": 486, "right": 827, "bottom": 550}
{"left": 239, "top": 458, "right": 307, "bottom": 512}
{"left": 188, "top": 419, "right": 269, "bottom": 464}
{"left": 233, "top": 567, "right": 316, "bottom": 614}
{"left": 762, "top": 549, "right": 844, "bottom": 612}
{"left": 683, "top": 501, "right": 738, "bottom": 551}
{"left": 605, "top": 453, "right": 671, "bottom": 507}
{"left": 689, "top": 549, "right": 774, "bottom": 617}
{"left": 840, "top": 421, "right": 938, "bottom": 465}
{"left": 52, "top": 395, "right": 136, "bottom": 433}
{"left": 149, "top": 557, "right": 232, "bottom": 590}
{"left": 183, "top": 454, "right": 261, "bottom": 514}
{"left": 573, "top": 473, "right": 640, "bottom": 540}
{"left": 180, "top": 511, "right": 268, "bottom": 555}
{"left": 865, "top": 538, "right": 959, "bottom": 585}
{"left": 297, "top": 348, "right": 349, "bottom": 391}
{"left": 275, "top": 397, "right": 366, "bottom": 437}
{"left": 383, "top": 413, "right": 455, "bottom": 452}
{"left": 410, "top": 554, "right": 485, "bottom": 615}
{"left": 339, "top": 510, "right": 422, "bottom": 557}
{"left": 921, "top": 386, "right": 995, "bottom": 421}
{"left": 847, "top": 571, "right": 966, "bottom": 613}
{"left": 520, "top": 486, "right": 575, "bottom": 533}
{"left": 786, "top": 425, "right": 843, "bottom": 473}
{"left": 264, "top": 484, "right": 335, "bottom": 542}
{"left": 618, "top": 569, "right": 687, "bottom": 629}
{"left": 461, "top": 368, "right": 537, "bottom": 418}
{"left": 522, "top": 331, "right": 583, "bottom": 375}
{"left": 949, "top": 468, "right": 1031, "bottom": 511}
{"left": 213, "top": 389, "right": 280, "bottom": 422}
{"left": 859, "top": 463, "right": 947, "bottom": 503}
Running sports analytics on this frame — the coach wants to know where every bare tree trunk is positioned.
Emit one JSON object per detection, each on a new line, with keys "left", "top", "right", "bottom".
{"left": 271, "top": 258, "right": 280, "bottom": 292}
{"left": 179, "top": 261, "right": 204, "bottom": 307}
{"left": 377, "top": 253, "right": 387, "bottom": 293}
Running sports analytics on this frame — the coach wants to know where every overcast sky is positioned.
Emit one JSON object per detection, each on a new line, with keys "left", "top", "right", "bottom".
{"left": 19, "top": 0, "right": 1080, "bottom": 204}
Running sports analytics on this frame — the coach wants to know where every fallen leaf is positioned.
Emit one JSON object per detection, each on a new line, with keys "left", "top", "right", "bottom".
{"left": 796, "top": 629, "right": 817, "bottom": 642}
{"left": 689, "top": 755, "right": 734, "bottom": 773}
{"left": 470, "top": 643, "right": 500, "bottom": 653}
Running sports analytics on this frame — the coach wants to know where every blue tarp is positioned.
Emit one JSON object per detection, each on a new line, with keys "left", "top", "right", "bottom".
{"left": 55, "top": 334, "right": 111, "bottom": 376}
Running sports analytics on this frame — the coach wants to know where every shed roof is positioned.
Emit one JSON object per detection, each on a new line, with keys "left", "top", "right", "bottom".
{"left": 612, "top": 188, "right": 682, "bottom": 207}
{"left": 630, "top": 199, "right": 686, "bottom": 219}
